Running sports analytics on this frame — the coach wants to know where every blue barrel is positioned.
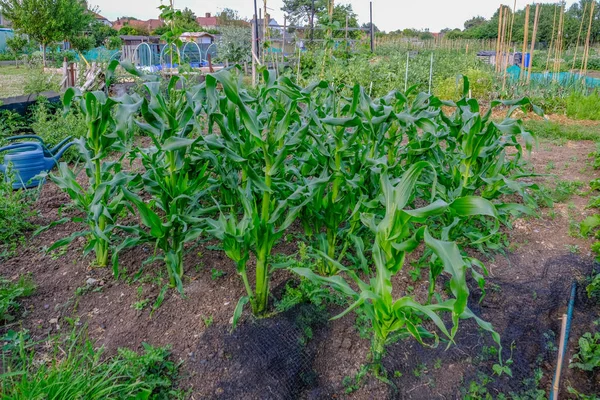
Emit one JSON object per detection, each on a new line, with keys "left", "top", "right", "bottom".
{"left": 524, "top": 53, "right": 531, "bottom": 68}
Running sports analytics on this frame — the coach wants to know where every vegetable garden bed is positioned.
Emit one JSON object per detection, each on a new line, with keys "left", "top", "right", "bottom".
{"left": 2, "top": 66, "right": 600, "bottom": 399}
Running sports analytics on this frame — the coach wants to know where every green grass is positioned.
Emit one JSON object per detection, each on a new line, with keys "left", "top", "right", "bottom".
{"left": 0, "top": 66, "right": 29, "bottom": 98}
{"left": 0, "top": 275, "right": 35, "bottom": 322}
{"left": 0, "top": 65, "right": 60, "bottom": 99}
{"left": 0, "top": 328, "right": 185, "bottom": 399}
{"left": 0, "top": 175, "right": 38, "bottom": 259}
{"left": 525, "top": 120, "right": 600, "bottom": 142}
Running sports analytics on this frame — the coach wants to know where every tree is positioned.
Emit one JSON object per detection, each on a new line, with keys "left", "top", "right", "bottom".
{"left": 5, "top": 34, "right": 27, "bottom": 66}
{"left": 0, "top": 0, "right": 93, "bottom": 66}
{"left": 217, "top": 7, "right": 246, "bottom": 26}
{"left": 281, "top": 0, "right": 326, "bottom": 27}
{"left": 316, "top": 3, "right": 360, "bottom": 39}
{"left": 464, "top": 16, "right": 486, "bottom": 30}
{"left": 217, "top": 26, "right": 251, "bottom": 63}
{"left": 362, "top": 22, "right": 380, "bottom": 34}
{"left": 89, "top": 19, "right": 118, "bottom": 47}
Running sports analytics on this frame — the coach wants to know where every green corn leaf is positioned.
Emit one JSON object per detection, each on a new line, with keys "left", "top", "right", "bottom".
{"left": 232, "top": 296, "right": 250, "bottom": 331}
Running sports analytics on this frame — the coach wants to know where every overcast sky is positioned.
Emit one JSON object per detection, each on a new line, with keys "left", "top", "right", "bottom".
{"left": 93, "top": 0, "right": 580, "bottom": 32}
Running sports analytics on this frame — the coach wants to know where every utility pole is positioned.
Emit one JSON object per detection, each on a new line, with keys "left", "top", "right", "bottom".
{"left": 370, "top": 2, "right": 374, "bottom": 52}
{"left": 311, "top": 0, "right": 315, "bottom": 42}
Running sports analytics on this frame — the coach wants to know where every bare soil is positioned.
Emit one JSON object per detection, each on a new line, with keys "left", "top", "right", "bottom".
{"left": 1, "top": 136, "right": 600, "bottom": 399}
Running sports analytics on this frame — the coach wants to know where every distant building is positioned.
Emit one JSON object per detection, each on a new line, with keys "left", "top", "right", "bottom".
{"left": 0, "top": 13, "right": 10, "bottom": 27}
{"left": 113, "top": 18, "right": 164, "bottom": 33}
{"left": 93, "top": 12, "right": 113, "bottom": 27}
{"left": 197, "top": 13, "right": 218, "bottom": 30}
{"left": 180, "top": 32, "right": 215, "bottom": 45}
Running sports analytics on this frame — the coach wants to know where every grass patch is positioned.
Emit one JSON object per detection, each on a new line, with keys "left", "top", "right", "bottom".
{"left": 0, "top": 328, "right": 185, "bottom": 399}
{"left": 0, "top": 275, "right": 35, "bottom": 322}
{"left": 0, "top": 174, "right": 38, "bottom": 259}
{"left": 0, "top": 66, "right": 60, "bottom": 99}
{"left": 525, "top": 120, "right": 600, "bottom": 142}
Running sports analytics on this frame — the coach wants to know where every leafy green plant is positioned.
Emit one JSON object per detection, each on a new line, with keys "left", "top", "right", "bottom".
{"left": 0, "top": 275, "right": 35, "bottom": 322}
{"left": 30, "top": 99, "right": 87, "bottom": 163}
{"left": 294, "top": 165, "right": 500, "bottom": 381}
{"left": 204, "top": 69, "right": 315, "bottom": 321}
{"left": 120, "top": 76, "right": 212, "bottom": 292}
{"left": 42, "top": 88, "right": 138, "bottom": 267}
{"left": 570, "top": 332, "right": 600, "bottom": 371}
{"left": 587, "top": 273, "right": 600, "bottom": 300}
{"left": 566, "top": 91, "right": 600, "bottom": 121}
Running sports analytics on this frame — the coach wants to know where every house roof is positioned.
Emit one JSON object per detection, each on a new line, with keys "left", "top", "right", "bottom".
{"left": 113, "top": 18, "right": 164, "bottom": 32}
{"left": 197, "top": 16, "right": 218, "bottom": 27}
{"left": 92, "top": 12, "right": 109, "bottom": 21}
{"left": 181, "top": 32, "right": 215, "bottom": 38}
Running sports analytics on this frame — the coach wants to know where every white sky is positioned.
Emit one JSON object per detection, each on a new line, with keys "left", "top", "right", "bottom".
{"left": 92, "top": 0, "right": 580, "bottom": 33}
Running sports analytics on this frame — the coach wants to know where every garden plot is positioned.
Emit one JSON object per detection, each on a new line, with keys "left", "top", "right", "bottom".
{"left": 1, "top": 68, "right": 600, "bottom": 399}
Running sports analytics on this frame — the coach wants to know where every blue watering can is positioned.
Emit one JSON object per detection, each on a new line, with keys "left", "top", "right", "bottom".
{"left": 7, "top": 135, "right": 74, "bottom": 158}
{"left": 0, "top": 137, "right": 75, "bottom": 189}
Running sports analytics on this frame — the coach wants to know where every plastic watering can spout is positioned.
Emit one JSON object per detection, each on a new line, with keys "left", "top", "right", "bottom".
{"left": 44, "top": 141, "right": 75, "bottom": 170}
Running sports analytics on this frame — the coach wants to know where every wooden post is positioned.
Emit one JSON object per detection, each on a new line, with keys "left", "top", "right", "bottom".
{"left": 62, "top": 57, "right": 68, "bottom": 90}
{"left": 370, "top": 1, "right": 374, "bottom": 53}
{"left": 251, "top": 20, "right": 257, "bottom": 85}
{"left": 282, "top": 15, "right": 287, "bottom": 63}
{"left": 520, "top": 5, "right": 530, "bottom": 80}
{"left": 527, "top": 4, "right": 540, "bottom": 85}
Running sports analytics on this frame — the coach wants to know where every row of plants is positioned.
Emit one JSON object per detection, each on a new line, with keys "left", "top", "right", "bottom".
{"left": 32, "top": 62, "right": 549, "bottom": 382}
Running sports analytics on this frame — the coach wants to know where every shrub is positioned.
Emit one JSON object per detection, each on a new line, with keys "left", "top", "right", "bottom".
{"left": 30, "top": 99, "right": 87, "bottom": 163}
{"left": 435, "top": 69, "right": 494, "bottom": 100}
{"left": 570, "top": 332, "right": 600, "bottom": 371}
{"left": 23, "top": 68, "right": 61, "bottom": 95}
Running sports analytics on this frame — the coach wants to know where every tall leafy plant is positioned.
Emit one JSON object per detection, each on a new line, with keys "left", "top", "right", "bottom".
{"left": 204, "top": 69, "right": 315, "bottom": 320}
{"left": 44, "top": 89, "right": 138, "bottom": 267}
{"left": 294, "top": 163, "right": 500, "bottom": 379}
{"left": 118, "top": 76, "right": 212, "bottom": 291}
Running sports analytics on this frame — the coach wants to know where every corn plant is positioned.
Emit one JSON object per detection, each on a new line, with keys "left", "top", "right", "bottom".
{"left": 294, "top": 162, "right": 500, "bottom": 380}
{"left": 42, "top": 89, "right": 139, "bottom": 267}
{"left": 118, "top": 76, "right": 212, "bottom": 292}
{"left": 204, "top": 69, "right": 314, "bottom": 319}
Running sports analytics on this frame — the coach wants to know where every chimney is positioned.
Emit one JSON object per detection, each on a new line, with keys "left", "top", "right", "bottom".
{"left": 205, "top": 12, "right": 211, "bottom": 18}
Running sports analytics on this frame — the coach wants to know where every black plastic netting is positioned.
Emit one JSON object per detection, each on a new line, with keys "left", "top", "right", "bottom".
{"left": 192, "top": 304, "right": 326, "bottom": 400}
{"left": 192, "top": 253, "right": 599, "bottom": 399}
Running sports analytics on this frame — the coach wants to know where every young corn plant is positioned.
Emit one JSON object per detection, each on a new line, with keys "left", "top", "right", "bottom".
{"left": 119, "top": 76, "right": 212, "bottom": 292}
{"left": 42, "top": 89, "right": 139, "bottom": 267}
{"left": 204, "top": 69, "right": 312, "bottom": 320}
{"left": 294, "top": 162, "right": 500, "bottom": 381}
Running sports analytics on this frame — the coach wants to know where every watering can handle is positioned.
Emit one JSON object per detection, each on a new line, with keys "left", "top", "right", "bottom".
{"left": 7, "top": 135, "right": 45, "bottom": 144}
{"left": 0, "top": 143, "right": 41, "bottom": 153}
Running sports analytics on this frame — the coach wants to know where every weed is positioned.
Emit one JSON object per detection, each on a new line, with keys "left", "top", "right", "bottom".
{"left": 565, "top": 244, "right": 580, "bottom": 254}
{"left": 342, "top": 364, "right": 369, "bottom": 394}
{"left": 202, "top": 315, "right": 213, "bottom": 328}
{"left": 434, "top": 358, "right": 442, "bottom": 369}
{"left": 570, "top": 332, "right": 600, "bottom": 371}
{"left": 210, "top": 269, "right": 226, "bottom": 281}
{"left": 132, "top": 299, "right": 150, "bottom": 311}
{"left": 0, "top": 275, "right": 35, "bottom": 321}
{"left": 0, "top": 173, "right": 37, "bottom": 259}
{"left": 545, "top": 161, "right": 556, "bottom": 172}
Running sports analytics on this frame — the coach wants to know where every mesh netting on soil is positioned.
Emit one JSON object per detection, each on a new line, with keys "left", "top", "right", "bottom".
{"left": 192, "top": 253, "right": 599, "bottom": 399}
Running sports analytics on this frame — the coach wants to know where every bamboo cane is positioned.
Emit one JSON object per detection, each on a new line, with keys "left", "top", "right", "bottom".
{"left": 545, "top": 4, "right": 558, "bottom": 73}
{"left": 572, "top": 3, "right": 587, "bottom": 71}
{"left": 496, "top": 5, "right": 504, "bottom": 73}
{"left": 527, "top": 4, "right": 541, "bottom": 84}
{"left": 502, "top": 0, "right": 517, "bottom": 91}
{"left": 521, "top": 5, "right": 530, "bottom": 80}
{"left": 582, "top": 0, "right": 596, "bottom": 78}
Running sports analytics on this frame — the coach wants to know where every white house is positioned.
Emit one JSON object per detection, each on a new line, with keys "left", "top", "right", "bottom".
{"left": 179, "top": 32, "right": 215, "bottom": 45}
